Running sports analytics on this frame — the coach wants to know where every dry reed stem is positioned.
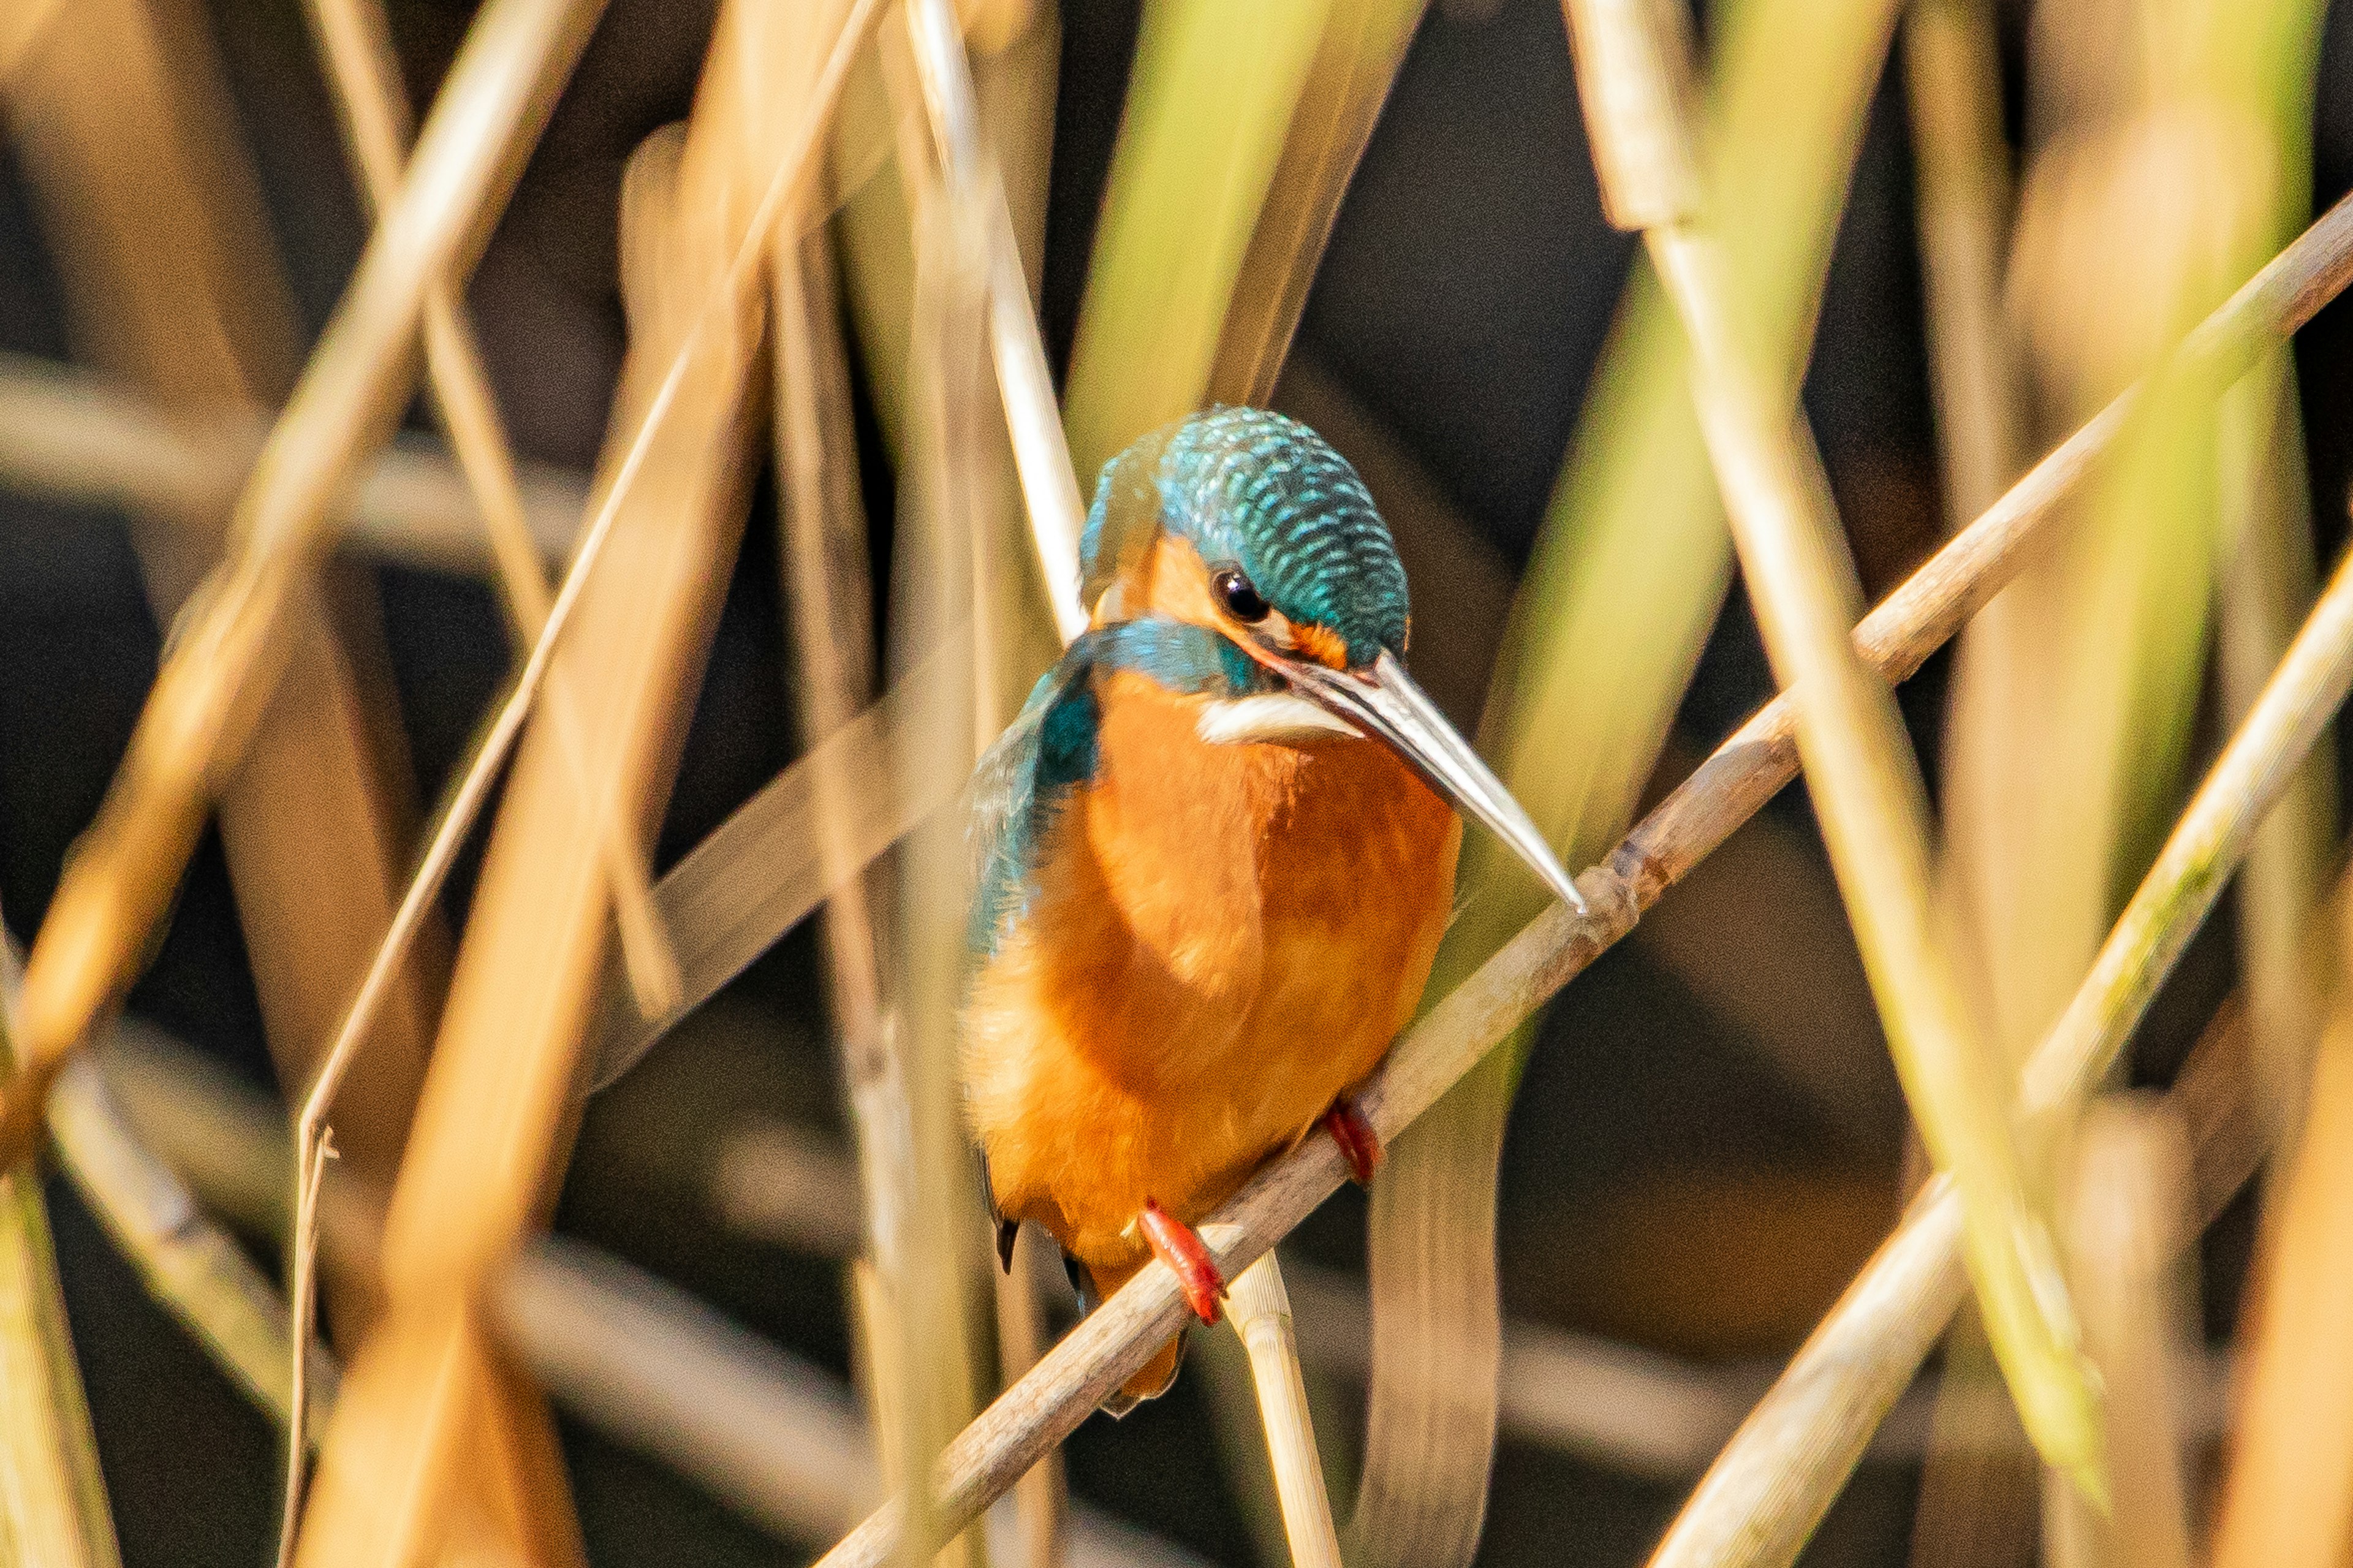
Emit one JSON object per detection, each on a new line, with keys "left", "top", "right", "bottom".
{"left": 1568, "top": 0, "right": 2101, "bottom": 1487}
{"left": 586, "top": 651, "right": 958, "bottom": 1087}
{"left": 4, "top": 0, "right": 453, "bottom": 1331}
{"left": 0, "top": 0, "right": 606, "bottom": 1176}
{"left": 303, "top": 0, "right": 680, "bottom": 1017}
{"left": 2043, "top": 1100, "right": 2197, "bottom": 1568}
{"left": 290, "top": 5, "right": 882, "bottom": 1559}
{"left": 809, "top": 184, "right": 2353, "bottom": 1568}
{"left": 1227, "top": 1254, "right": 1344, "bottom": 1568}
{"left": 0, "top": 355, "right": 587, "bottom": 574}
{"left": 905, "top": 0, "right": 1087, "bottom": 642}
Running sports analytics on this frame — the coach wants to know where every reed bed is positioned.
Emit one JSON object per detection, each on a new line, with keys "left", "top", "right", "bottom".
{"left": 7, "top": 2, "right": 2353, "bottom": 1566}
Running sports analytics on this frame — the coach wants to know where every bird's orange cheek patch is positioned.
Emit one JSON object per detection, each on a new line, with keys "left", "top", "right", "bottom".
{"left": 1293, "top": 623, "right": 1349, "bottom": 670}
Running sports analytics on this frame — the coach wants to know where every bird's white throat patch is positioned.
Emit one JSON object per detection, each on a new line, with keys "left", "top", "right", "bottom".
{"left": 1194, "top": 692, "right": 1359, "bottom": 746}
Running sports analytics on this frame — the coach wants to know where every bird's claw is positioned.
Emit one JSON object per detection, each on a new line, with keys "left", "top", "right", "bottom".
{"left": 1322, "top": 1095, "right": 1382, "bottom": 1185}
{"left": 1140, "top": 1199, "right": 1224, "bottom": 1324}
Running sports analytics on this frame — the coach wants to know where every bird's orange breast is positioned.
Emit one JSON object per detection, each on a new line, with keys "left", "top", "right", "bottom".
{"left": 963, "top": 670, "right": 1461, "bottom": 1281}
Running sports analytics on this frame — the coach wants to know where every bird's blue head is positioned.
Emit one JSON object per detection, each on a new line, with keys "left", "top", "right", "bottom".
{"left": 1074, "top": 406, "right": 1587, "bottom": 915}
{"left": 1080, "top": 407, "right": 1408, "bottom": 670}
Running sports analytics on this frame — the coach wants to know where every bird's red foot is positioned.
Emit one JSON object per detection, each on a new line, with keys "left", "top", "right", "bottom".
{"left": 1323, "top": 1095, "right": 1382, "bottom": 1185}
{"left": 1140, "top": 1199, "right": 1224, "bottom": 1324}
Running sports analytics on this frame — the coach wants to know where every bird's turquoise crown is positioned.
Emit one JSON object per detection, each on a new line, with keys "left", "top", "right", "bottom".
{"left": 1079, "top": 406, "right": 1409, "bottom": 669}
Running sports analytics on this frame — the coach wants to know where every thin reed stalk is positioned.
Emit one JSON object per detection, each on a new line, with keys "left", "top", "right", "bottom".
{"left": 1900, "top": 7, "right": 2037, "bottom": 1561}
{"left": 0, "top": 0, "right": 608, "bottom": 1178}
{"left": 2208, "top": 910, "right": 2353, "bottom": 1568}
{"left": 1564, "top": 0, "right": 2099, "bottom": 1487}
{"left": 808, "top": 164, "right": 2353, "bottom": 1568}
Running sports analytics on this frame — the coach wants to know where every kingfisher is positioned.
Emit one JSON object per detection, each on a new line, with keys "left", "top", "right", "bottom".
{"left": 963, "top": 407, "right": 1584, "bottom": 1410}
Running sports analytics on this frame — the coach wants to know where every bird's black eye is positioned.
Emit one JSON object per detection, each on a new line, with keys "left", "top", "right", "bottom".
{"left": 1213, "top": 567, "right": 1270, "bottom": 623}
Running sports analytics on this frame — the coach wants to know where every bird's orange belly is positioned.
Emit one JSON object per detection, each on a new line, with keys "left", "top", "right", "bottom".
{"left": 962, "top": 675, "right": 1460, "bottom": 1280}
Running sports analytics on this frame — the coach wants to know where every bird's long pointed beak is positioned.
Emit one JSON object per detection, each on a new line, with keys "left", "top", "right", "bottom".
{"left": 1281, "top": 649, "right": 1587, "bottom": 915}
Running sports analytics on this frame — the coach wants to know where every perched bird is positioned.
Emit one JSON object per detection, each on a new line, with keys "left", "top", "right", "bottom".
{"left": 963, "top": 407, "right": 1583, "bottom": 1409}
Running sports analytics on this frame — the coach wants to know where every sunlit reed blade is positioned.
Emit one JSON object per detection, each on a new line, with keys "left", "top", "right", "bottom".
{"left": 807, "top": 183, "right": 2353, "bottom": 1568}
{"left": 3, "top": 0, "right": 449, "bottom": 1338}
{"left": 0, "top": 920, "right": 116, "bottom": 1568}
{"left": 289, "top": 4, "right": 884, "bottom": 1559}
{"left": 302, "top": 0, "right": 680, "bottom": 1017}
{"left": 0, "top": 355, "right": 588, "bottom": 574}
{"left": 1565, "top": 0, "right": 2100, "bottom": 1490}
{"left": 1361, "top": 0, "right": 1898, "bottom": 1551}
{"left": 0, "top": 0, "right": 609, "bottom": 1176}
{"left": 2043, "top": 1099, "right": 2197, "bottom": 1568}
{"left": 1206, "top": 0, "right": 1425, "bottom": 407}
{"left": 1059, "top": 0, "right": 1333, "bottom": 485}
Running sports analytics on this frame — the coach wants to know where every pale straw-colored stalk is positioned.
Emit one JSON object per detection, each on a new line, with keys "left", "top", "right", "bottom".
{"left": 1564, "top": 0, "right": 2101, "bottom": 1490}
{"left": 1901, "top": 4, "right": 2038, "bottom": 1559}
{"left": 807, "top": 167, "right": 2353, "bottom": 1568}
{"left": 905, "top": 0, "right": 1086, "bottom": 641}
{"left": 2209, "top": 893, "right": 2353, "bottom": 1568}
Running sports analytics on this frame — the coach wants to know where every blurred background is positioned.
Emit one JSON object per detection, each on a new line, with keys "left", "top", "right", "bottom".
{"left": 3, "top": 0, "right": 2352, "bottom": 1564}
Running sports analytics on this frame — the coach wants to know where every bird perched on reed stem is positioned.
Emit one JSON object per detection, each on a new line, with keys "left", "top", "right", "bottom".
{"left": 963, "top": 407, "right": 1584, "bottom": 1410}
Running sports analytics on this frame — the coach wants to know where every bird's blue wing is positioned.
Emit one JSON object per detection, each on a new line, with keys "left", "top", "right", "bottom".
{"left": 967, "top": 645, "right": 1102, "bottom": 958}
